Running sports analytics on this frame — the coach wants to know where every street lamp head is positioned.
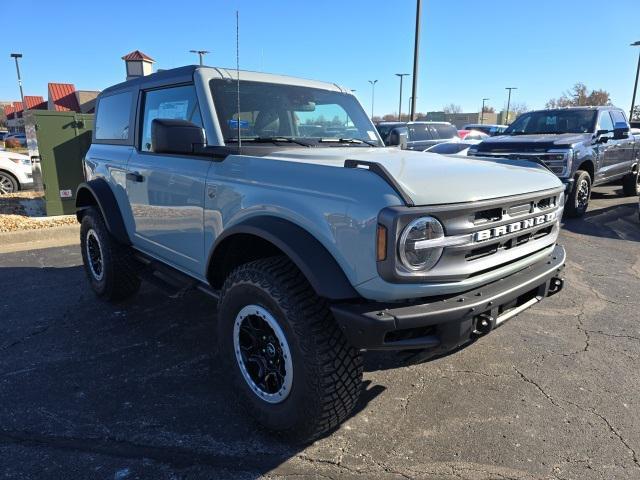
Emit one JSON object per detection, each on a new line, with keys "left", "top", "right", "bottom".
{"left": 631, "top": 41, "right": 640, "bottom": 47}
{"left": 395, "top": 73, "right": 409, "bottom": 77}
{"left": 368, "top": 79, "right": 378, "bottom": 85}
{"left": 505, "top": 87, "right": 518, "bottom": 90}
{"left": 483, "top": 98, "right": 490, "bottom": 101}
{"left": 10, "top": 53, "right": 22, "bottom": 58}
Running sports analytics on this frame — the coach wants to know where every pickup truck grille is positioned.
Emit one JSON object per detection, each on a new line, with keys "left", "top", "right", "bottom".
{"left": 422, "top": 187, "right": 564, "bottom": 282}
{"left": 471, "top": 150, "right": 571, "bottom": 176}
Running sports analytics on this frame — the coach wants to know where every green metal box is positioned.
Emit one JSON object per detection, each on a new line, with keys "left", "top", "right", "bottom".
{"left": 24, "top": 110, "right": 93, "bottom": 216}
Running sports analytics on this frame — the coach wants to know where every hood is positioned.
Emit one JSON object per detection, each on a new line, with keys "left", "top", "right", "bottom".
{"left": 266, "top": 147, "right": 562, "bottom": 206}
{"left": 478, "top": 133, "right": 592, "bottom": 151}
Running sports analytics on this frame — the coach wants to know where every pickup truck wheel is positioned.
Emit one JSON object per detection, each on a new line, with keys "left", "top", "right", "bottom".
{"left": 80, "top": 207, "right": 140, "bottom": 301}
{"left": 566, "top": 170, "right": 591, "bottom": 218}
{"left": 622, "top": 169, "right": 640, "bottom": 196}
{"left": 217, "top": 256, "right": 363, "bottom": 442}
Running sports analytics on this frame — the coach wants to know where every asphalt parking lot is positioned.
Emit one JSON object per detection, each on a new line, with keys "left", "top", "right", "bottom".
{"left": 1, "top": 185, "right": 639, "bottom": 480}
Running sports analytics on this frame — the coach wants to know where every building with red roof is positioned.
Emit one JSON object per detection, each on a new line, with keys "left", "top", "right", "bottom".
{"left": 48, "top": 83, "right": 81, "bottom": 112}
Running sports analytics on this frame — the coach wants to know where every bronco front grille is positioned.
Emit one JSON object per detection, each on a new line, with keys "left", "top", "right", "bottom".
{"left": 415, "top": 187, "right": 564, "bottom": 282}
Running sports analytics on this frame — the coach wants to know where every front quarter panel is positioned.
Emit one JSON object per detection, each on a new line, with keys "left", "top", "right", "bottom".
{"left": 203, "top": 155, "right": 403, "bottom": 288}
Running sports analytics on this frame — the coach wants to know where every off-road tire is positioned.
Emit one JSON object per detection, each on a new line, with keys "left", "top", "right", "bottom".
{"left": 217, "top": 256, "right": 363, "bottom": 443}
{"left": 80, "top": 207, "right": 140, "bottom": 301}
{"left": 566, "top": 170, "right": 591, "bottom": 218}
{"left": 0, "top": 171, "right": 19, "bottom": 194}
{"left": 622, "top": 169, "right": 640, "bottom": 197}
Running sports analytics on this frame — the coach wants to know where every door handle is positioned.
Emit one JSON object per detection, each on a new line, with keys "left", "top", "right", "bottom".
{"left": 126, "top": 171, "right": 144, "bottom": 182}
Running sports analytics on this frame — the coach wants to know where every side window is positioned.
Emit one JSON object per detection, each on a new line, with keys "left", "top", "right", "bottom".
{"left": 95, "top": 91, "right": 133, "bottom": 141}
{"left": 610, "top": 110, "right": 628, "bottom": 126}
{"left": 141, "top": 85, "right": 203, "bottom": 152}
{"left": 597, "top": 111, "right": 614, "bottom": 136}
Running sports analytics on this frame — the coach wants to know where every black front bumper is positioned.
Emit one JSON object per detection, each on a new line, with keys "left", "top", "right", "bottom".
{"left": 331, "top": 245, "right": 566, "bottom": 353}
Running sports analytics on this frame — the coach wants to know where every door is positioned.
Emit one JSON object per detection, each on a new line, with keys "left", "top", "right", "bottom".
{"left": 595, "top": 110, "right": 616, "bottom": 182}
{"left": 125, "top": 84, "right": 211, "bottom": 275}
{"left": 610, "top": 110, "right": 635, "bottom": 178}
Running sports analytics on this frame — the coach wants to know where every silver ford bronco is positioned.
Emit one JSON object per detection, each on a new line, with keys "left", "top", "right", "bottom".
{"left": 76, "top": 65, "right": 566, "bottom": 441}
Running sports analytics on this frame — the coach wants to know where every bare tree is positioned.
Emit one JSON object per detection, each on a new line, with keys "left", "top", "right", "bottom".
{"left": 632, "top": 105, "right": 640, "bottom": 121}
{"left": 509, "top": 102, "right": 529, "bottom": 116}
{"left": 482, "top": 105, "right": 495, "bottom": 113}
{"left": 546, "top": 83, "right": 611, "bottom": 108}
{"left": 443, "top": 103, "right": 462, "bottom": 114}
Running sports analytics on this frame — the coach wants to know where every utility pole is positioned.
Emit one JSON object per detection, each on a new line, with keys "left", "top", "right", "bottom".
{"left": 189, "top": 49, "right": 210, "bottom": 65}
{"left": 395, "top": 73, "right": 409, "bottom": 121}
{"left": 630, "top": 41, "right": 640, "bottom": 121}
{"left": 504, "top": 87, "right": 517, "bottom": 124}
{"left": 368, "top": 80, "right": 378, "bottom": 119}
{"left": 410, "top": 0, "right": 422, "bottom": 121}
{"left": 10, "top": 53, "right": 25, "bottom": 106}
{"left": 481, "top": 98, "right": 489, "bottom": 124}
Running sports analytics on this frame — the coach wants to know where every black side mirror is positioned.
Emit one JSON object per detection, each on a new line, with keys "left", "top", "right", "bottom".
{"left": 388, "top": 127, "right": 408, "bottom": 149}
{"left": 613, "top": 123, "right": 629, "bottom": 140}
{"left": 151, "top": 119, "right": 205, "bottom": 154}
{"left": 595, "top": 129, "right": 610, "bottom": 144}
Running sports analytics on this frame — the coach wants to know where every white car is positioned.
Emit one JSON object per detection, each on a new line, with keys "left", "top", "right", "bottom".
{"left": 0, "top": 151, "right": 33, "bottom": 194}
{"left": 425, "top": 139, "right": 482, "bottom": 156}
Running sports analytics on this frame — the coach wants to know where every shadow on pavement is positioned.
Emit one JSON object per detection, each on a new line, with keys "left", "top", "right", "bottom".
{"left": 0, "top": 263, "right": 384, "bottom": 477}
{"left": 562, "top": 199, "right": 640, "bottom": 242}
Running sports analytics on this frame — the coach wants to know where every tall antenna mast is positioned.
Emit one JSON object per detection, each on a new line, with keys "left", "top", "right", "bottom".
{"left": 236, "top": 10, "right": 241, "bottom": 150}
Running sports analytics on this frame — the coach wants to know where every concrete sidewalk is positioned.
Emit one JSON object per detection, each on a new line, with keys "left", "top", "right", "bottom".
{"left": 0, "top": 224, "right": 79, "bottom": 254}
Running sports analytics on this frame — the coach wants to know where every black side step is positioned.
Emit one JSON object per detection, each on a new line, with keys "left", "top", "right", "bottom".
{"left": 133, "top": 253, "right": 220, "bottom": 300}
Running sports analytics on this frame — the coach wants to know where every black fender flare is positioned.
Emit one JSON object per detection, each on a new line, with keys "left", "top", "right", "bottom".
{"left": 208, "top": 216, "right": 360, "bottom": 300}
{"left": 75, "top": 179, "right": 131, "bottom": 245}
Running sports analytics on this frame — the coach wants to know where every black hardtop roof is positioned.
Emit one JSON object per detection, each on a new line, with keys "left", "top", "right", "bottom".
{"left": 100, "top": 65, "right": 199, "bottom": 96}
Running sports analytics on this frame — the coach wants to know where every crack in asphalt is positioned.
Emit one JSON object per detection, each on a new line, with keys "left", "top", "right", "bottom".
{"left": 512, "top": 366, "right": 561, "bottom": 408}
{"left": 561, "top": 400, "right": 640, "bottom": 471}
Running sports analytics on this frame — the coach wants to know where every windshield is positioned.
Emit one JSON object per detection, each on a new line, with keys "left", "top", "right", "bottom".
{"left": 210, "top": 79, "right": 382, "bottom": 146}
{"left": 504, "top": 110, "right": 597, "bottom": 135}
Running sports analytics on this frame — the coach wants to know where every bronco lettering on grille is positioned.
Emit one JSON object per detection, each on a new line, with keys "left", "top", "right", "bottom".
{"left": 475, "top": 212, "right": 556, "bottom": 242}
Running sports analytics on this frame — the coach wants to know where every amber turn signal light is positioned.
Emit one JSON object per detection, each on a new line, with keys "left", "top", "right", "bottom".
{"left": 376, "top": 224, "right": 387, "bottom": 261}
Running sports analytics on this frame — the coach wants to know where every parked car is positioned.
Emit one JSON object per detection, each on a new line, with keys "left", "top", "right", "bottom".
{"left": 0, "top": 151, "right": 33, "bottom": 194}
{"left": 375, "top": 121, "right": 459, "bottom": 150}
{"left": 425, "top": 140, "right": 481, "bottom": 156}
{"left": 4, "top": 133, "right": 27, "bottom": 147}
{"left": 77, "top": 65, "right": 566, "bottom": 442}
{"left": 457, "top": 129, "right": 489, "bottom": 141}
{"left": 462, "top": 123, "right": 508, "bottom": 136}
{"left": 468, "top": 106, "right": 639, "bottom": 217}
{"left": 0, "top": 130, "right": 9, "bottom": 142}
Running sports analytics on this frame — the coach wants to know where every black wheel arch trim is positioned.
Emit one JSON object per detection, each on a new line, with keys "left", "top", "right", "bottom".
{"left": 75, "top": 179, "right": 131, "bottom": 245}
{"left": 208, "top": 216, "right": 360, "bottom": 301}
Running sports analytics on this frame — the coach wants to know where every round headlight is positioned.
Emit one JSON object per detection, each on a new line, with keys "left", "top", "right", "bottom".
{"left": 398, "top": 216, "right": 445, "bottom": 271}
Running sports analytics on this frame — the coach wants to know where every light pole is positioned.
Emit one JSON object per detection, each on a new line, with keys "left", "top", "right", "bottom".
{"left": 504, "top": 87, "right": 517, "bottom": 125}
{"left": 410, "top": 0, "right": 422, "bottom": 121}
{"left": 189, "top": 49, "right": 210, "bottom": 65}
{"left": 368, "top": 80, "right": 378, "bottom": 119}
{"left": 481, "top": 98, "right": 490, "bottom": 124}
{"left": 395, "top": 73, "right": 409, "bottom": 121}
{"left": 630, "top": 41, "right": 640, "bottom": 122}
{"left": 10, "top": 53, "right": 25, "bottom": 106}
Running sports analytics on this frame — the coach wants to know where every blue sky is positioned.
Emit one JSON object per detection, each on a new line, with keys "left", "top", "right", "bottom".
{"left": 1, "top": 0, "right": 639, "bottom": 117}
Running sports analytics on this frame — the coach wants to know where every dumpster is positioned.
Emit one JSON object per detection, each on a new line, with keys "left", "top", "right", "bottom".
{"left": 24, "top": 110, "right": 93, "bottom": 216}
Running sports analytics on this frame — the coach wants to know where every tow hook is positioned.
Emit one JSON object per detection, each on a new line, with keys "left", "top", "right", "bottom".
{"left": 548, "top": 277, "right": 564, "bottom": 296}
{"left": 473, "top": 313, "right": 494, "bottom": 336}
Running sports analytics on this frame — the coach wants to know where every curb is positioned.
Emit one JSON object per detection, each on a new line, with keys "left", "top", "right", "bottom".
{"left": 0, "top": 224, "right": 80, "bottom": 254}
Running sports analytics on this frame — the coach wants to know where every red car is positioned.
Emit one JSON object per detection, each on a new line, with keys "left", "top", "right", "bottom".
{"left": 457, "top": 129, "right": 489, "bottom": 141}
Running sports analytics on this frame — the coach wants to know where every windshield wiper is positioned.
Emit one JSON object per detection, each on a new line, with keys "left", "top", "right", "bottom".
{"left": 318, "top": 137, "right": 378, "bottom": 147}
{"left": 226, "top": 136, "right": 312, "bottom": 147}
